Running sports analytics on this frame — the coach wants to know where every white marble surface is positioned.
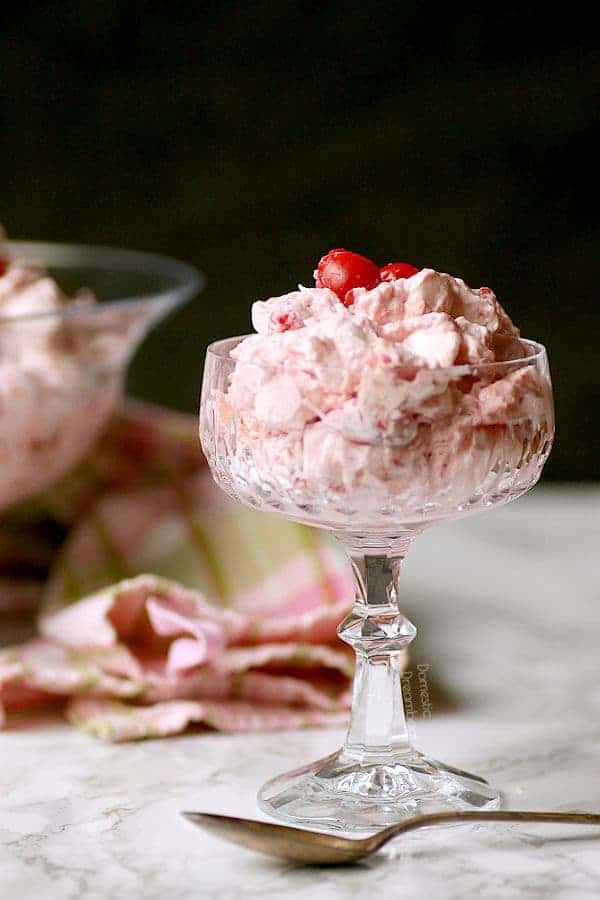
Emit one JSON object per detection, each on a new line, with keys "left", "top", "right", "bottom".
{"left": 2, "top": 485, "right": 600, "bottom": 899}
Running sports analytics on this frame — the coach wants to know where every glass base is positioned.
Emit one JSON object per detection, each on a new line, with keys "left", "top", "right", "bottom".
{"left": 258, "top": 748, "right": 500, "bottom": 832}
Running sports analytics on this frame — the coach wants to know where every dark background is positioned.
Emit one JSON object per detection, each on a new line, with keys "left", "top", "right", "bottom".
{"left": 2, "top": 3, "right": 598, "bottom": 480}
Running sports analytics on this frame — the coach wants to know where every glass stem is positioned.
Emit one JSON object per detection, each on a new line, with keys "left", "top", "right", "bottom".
{"left": 337, "top": 537, "right": 418, "bottom": 764}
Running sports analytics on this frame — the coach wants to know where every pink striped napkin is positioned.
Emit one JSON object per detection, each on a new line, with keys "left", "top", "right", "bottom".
{"left": 0, "top": 403, "right": 356, "bottom": 739}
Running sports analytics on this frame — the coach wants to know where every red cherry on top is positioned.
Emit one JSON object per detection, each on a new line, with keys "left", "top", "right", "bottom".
{"left": 315, "top": 248, "right": 381, "bottom": 306}
{"left": 0, "top": 258, "right": 7, "bottom": 277}
{"left": 379, "top": 262, "right": 420, "bottom": 281}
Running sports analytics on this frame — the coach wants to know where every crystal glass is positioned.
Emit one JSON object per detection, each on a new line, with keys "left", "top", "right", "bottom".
{"left": 1, "top": 241, "right": 202, "bottom": 511}
{"left": 200, "top": 335, "right": 554, "bottom": 831}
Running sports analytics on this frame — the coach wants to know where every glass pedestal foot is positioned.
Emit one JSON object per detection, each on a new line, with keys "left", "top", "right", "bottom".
{"left": 258, "top": 748, "right": 500, "bottom": 832}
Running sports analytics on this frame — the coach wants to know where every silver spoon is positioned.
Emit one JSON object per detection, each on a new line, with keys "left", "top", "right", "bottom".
{"left": 182, "top": 810, "right": 600, "bottom": 865}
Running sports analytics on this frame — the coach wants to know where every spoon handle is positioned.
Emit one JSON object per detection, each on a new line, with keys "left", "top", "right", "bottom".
{"left": 377, "top": 810, "right": 600, "bottom": 849}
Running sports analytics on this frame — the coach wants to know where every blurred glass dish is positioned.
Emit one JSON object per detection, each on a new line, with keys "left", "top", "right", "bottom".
{"left": 200, "top": 335, "right": 554, "bottom": 831}
{"left": 0, "top": 241, "right": 201, "bottom": 511}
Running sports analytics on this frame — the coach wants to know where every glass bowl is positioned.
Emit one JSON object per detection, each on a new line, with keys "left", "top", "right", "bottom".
{"left": 200, "top": 334, "right": 554, "bottom": 831}
{"left": 0, "top": 241, "right": 202, "bottom": 511}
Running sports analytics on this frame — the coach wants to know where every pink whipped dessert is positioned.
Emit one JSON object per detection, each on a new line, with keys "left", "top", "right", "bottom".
{"left": 213, "top": 249, "right": 553, "bottom": 522}
{"left": 0, "top": 234, "right": 120, "bottom": 510}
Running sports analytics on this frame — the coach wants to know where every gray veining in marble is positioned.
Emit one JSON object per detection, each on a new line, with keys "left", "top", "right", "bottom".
{"left": 2, "top": 486, "right": 600, "bottom": 899}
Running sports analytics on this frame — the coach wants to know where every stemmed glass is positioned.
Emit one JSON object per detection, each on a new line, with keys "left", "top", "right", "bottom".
{"left": 200, "top": 336, "right": 554, "bottom": 831}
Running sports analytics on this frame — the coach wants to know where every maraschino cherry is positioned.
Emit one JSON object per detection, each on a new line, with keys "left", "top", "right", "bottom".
{"left": 0, "top": 258, "right": 7, "bottom": 277}
{"left": 379, "top": 261, "right": 420, "bottom": 281}
{"left": 315, "top": 248, "right": 381, "bottom": 306}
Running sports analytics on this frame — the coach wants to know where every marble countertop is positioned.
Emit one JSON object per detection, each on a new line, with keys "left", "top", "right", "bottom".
{"left": 2, "top": 486, "right": 600, "bottom": 899}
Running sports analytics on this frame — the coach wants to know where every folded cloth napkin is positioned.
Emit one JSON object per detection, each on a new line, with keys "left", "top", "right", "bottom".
{"left": 0, "top": 403, "right": 356, "bottom": 739}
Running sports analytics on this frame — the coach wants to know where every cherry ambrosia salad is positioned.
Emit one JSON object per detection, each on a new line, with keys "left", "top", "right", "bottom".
{"left": 212, "top": 249, "right": 552, "bottom": 511}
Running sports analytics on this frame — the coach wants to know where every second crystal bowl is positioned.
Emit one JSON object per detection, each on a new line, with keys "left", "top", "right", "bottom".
{"left": 0, "top": 241, "right": 202, "bottom": 511}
